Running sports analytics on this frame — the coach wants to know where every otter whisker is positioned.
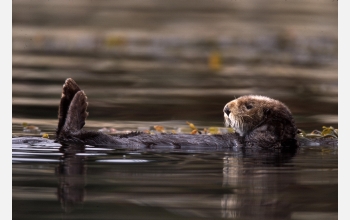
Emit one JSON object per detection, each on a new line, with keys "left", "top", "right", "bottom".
{"left": 224, "top": 117, "right": 231, "bottom": 127}
{"left": 239, "top": 117, "right": 243, "bottom": 133}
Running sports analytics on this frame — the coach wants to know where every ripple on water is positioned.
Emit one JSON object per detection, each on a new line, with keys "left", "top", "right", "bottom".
{"left": 12, "top": 158, "right": 60, "bottom": 163}
{"left": 95, "top": 159, "right": 151, "bottom": 163}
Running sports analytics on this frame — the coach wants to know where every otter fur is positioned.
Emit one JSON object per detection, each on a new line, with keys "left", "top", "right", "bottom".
{"left": 54, "top": 78, "right": 302, "bottom": 150}
{"left": 223, "top": 95, "right": 298, "bottom": 149}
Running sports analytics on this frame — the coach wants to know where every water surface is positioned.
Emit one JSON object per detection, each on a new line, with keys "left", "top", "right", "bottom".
{"left": 12, "top": 1, "right": 338, "bottom": 219}
{"left": 12, "top": 136, "right": 338, "bottom": 220}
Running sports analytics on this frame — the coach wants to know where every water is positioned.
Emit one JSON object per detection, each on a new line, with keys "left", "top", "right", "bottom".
{"left": 12, "top": 136, "right": 338, "bottom": 220}
{"left": 12, "top": 1, "right": 338, "bottom": 219}
{"left": 12, "top": 0, "right": 338, "bottom": 131}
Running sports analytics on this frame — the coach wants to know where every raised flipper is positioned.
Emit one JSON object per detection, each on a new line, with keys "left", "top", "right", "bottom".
{"left": 63, "top": 90, "right": 89, "bottom": 132}
{"left": 56, "top": 78, "right": 88, "bottom": 139}
{"left": 55, "top": 78, "right": 121, "bottom": 146}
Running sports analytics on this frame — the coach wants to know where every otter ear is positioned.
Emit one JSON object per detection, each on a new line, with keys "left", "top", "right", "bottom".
{"left": 263, "top": 108, "right": 271, "bottom": 115}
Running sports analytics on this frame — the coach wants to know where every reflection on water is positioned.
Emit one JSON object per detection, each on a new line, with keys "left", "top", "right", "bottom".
{"left": 12, "top": 141, "right": 337, "bottom": 220}
{"left": 56, "top": 145, "right": 86, "bottom": 213}
{"left": 13, "top": 0, "right": 337, "bottom": 219}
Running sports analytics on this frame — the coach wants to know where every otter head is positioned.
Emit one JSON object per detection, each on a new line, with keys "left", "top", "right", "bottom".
{"left": 223, "top": 95, "right": 297, "bottom": 147}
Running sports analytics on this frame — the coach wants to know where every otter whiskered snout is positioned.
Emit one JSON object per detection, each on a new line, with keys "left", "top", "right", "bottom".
{"left": 223, "top": 106, "right": 231, "bottom": 116}
{"left": 223, "top": 105, "right": 232, "bottom": 129}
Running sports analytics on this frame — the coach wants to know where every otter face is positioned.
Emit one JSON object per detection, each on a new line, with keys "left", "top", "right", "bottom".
{"left": 223, "top": 95, "right": 277, "bottom": 136}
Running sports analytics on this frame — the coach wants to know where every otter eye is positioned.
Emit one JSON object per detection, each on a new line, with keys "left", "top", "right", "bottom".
{"left": 245, "top": 104, "right": 253, "bottom": 110}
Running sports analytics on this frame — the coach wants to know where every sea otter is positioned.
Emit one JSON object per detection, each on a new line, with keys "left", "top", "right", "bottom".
{"left": 54, "top": 78, "right": 300, "bottom": 150}
{"left": 223, "top": 95, "right": 297, "bottom": 149}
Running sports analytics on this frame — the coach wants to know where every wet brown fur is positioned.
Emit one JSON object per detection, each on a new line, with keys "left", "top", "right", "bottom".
{"left": 57, "top": 78, "right": 86, "bottom": 137}
{"left": 223, "top": 95, "right": 298, "bottom": 148}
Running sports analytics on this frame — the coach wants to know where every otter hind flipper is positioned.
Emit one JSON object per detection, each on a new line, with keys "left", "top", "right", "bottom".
{"left": 63, "top": 90, "right": 89, "bottom": 132}
{"left": 57, "top": 78, "right": 86, "bottom": 137}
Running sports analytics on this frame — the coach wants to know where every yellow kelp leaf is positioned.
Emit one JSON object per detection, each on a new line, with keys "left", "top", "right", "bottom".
{"left": 208, "top": 51, "right": 222, "bottom": 71}
{"left": 186, "top": 121, "right": 197, "bottom": 130}
{"left": 208, "top": 127, "right": 219, "bottom": 134}
{"left": 105, "top": 36, "right": 127, "bottom": 47}
{"left": 190, "top": 130, "right": 198, "bottom": 135}
{"left": 154, "top": 125, "right": 165, "bottom": 133}
{"left": 321, "top": 126, "right": 337, "bottom": 137}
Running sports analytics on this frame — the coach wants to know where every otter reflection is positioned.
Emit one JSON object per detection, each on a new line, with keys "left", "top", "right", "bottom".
{"left": 221, "top": 148, "right": 297, "bottom": 219}
{"left": 52, "top": 143, "right": 297, "bottom": 217}
{"left": 56, "top": 144, "right": 86, "bottom": 213}
{"left": 52, "top": 144, "right": 336, "bottom": 219}
{"left": 56, "top": 142, "right": 295, "bottom": 217}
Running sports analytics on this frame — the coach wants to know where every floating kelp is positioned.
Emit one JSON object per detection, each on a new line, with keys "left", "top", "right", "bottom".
{"left": 153, "top": 125, "right": 165, "bottom": 133}
{"left": 42, "top": 133, "right": 49, "bottom": 138}
{"left": 13, "top": 120, "right": 338, "bottom": 149}
{"left": 297, "top": 126, "right": 338, "bottom": 139}
{"left": 22, "top": 122, "right": 41, "bottom": 133}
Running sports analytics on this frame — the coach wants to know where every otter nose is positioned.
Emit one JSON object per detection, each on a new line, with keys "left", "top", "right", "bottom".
{"left": 224, "top": 106, "right": 231, "bottom": 116}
